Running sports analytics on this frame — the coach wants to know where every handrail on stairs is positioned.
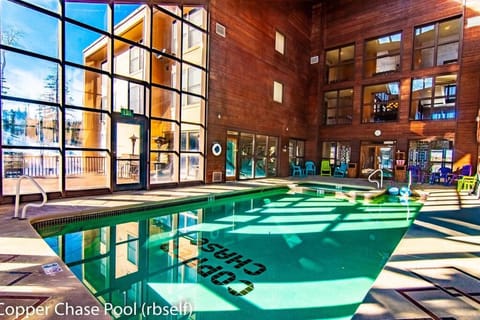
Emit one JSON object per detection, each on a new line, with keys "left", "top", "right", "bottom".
{"left": 368, "top": 168, "right": 384, "bottom": 189}
{"left": 13, "top": 175, "right": 48, "bottom": 220}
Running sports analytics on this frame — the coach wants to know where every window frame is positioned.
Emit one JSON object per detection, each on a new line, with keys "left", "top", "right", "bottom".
{"left": 409, "top": 73, "right": 457, "bottom": 121}
{"left": 323, "top": 88, "right": 354, "bottom": 125}
{"left": 325, "top": 43, "right": 355, "bottom": 83}
{"left": 413, "top": 16, "right": 462, "bottom": 70}
{"left": 364, "top": 31, "right": 402, "bottom": 77}
{"left": 275, "top": 30, "right": 285, "bottom": 55}
{"left": 361, "top": 81, "right": 400, "bottom": 123}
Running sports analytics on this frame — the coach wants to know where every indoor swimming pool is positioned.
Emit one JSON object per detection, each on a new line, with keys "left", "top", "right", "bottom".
{"left": 36, "top": 187, "right": 422, "bottom": 320}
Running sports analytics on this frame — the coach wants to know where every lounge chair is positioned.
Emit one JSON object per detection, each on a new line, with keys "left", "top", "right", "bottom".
{"left": 320, "top": 160, "right": 332, "bottom": 176}
{"left": 305, "top": 161, "right": 316, "bottom": 175}
{"left": 333, "top": 163, "right": 348, "bottom": 177}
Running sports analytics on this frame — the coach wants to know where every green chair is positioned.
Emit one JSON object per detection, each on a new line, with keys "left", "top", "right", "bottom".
{"left": 320, "top": 160, "right": 332, "bottom": 176}
{"left": 457, "top": 174, "right": 478, "bottom": 193}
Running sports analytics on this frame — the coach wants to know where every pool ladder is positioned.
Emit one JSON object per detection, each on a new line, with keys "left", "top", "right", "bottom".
{"left": 368, "top": 168, "right": 384, "bottom": 189}
{"left": 13, "top": 175, "right": 48, "bottom": 220}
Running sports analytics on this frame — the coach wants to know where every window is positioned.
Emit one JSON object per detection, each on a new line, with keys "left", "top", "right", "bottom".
{"left": 273, "top": 81, "right": 283, "bottom": 103}
{"left": 410, "top": 74, "right": 457, "bottom": 120}
{"left": 288, "top": 139, "right": 304, "bottom": 166}
{"left": 362, "top": 82, "right": 400, "bottom": 123}
{"left": 325, "top": 44, "right": 355, "bottom": 83}
{"left": 127, "top": 234, "right": 138, "bottom": 265}
{"left": 413, "top": 17, "right": 461, "bottom": 69}
{"left": 129, "top": 45, "right": 144, "bottom": 74}
{"left": 324, "top": 89, "right": 353, "bottom": 125}
{"left": 321, "top": 142, "right": 351, "bottom": 165}
{"left": 409, "top": 139, "right": 453, "bottom": 173}
{"left": 364, "top": 32, "right": 401, "bottom": 77}
{"left": 275, "top": 31, "right": 285, "bottom": 54}
{"left": 182, "top": 66, "right": 202, "bottom": 105}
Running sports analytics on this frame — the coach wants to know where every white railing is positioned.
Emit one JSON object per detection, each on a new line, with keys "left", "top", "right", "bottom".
{"left": 13, "top": 176, "right": 48, "bottom": 220}
{"left": 368, "top": 168, "right": 384, "bottom": 189}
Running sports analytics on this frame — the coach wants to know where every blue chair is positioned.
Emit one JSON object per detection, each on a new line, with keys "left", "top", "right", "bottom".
{"left": 305, "top": 161, "right": 316, "bottom": 175}
{"left": 291, "top": 163, "right": 304, "bottom": 176}
{"left": 333, "top": 163, "right": 348, "bottom": 177}
{"left": 430, "top": 167, "right": 452, "bottom": 184}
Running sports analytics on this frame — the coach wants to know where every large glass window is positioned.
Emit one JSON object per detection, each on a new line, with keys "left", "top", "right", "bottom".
{"left": 410, "top": 74, "right": 457, "bottom": 120}
{"left": 325, "top": 44, "right": 355, "bottom": 83}
{"left": 413, "top": 17, "right": 461, "bottom": 69}
{"left": 408, "top": 139, "right": 453, "bottom": 174}
{"left": 1, "top": 0, "right": 59, "bottom": 59}
{"left": 2, "top": 100, "right": 60, "bottom": 147}
{"left": 324, "top": 89, "right": 353, "bottom": 125}
{"left": 1, "top": 51, "right": 60, "bottom": 103}
{"left": 364, "top": 32, "right": 401, "bottom": 77}
{"left": 1, "top": 2, "right": 208, "bottom": 195}
{"left": 362, "top": 82, "right": 400, "bottom": 123}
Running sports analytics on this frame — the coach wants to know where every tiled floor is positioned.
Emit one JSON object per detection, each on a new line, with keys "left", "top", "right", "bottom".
{"left": 0, "top": 177, "right": 479, "bottom": 319}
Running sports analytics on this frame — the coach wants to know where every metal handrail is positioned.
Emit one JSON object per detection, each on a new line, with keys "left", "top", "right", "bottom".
{"left": 13, "top": 176, "right": 48, "bottom": 220}
{"left": 368, "top": 168, "right": 384, "bottom": 189}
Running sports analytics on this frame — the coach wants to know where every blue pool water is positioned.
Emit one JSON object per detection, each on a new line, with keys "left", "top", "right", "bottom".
{"left": 37, "top": 188, "right": 421, "bottom": 320}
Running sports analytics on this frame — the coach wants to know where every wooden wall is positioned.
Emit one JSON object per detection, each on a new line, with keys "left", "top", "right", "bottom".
{"left": 206, "top": 0, "right": 480, "bottom": 181}
{"left": 312, "top": 0, "right": 480, "bottom": 172}
{"left": 207, "top": 0, "right": 314, "bottom": 181}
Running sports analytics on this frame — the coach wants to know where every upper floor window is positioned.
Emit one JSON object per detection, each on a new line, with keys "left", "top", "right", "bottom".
{"left": 364, "top": 32, "right": 401, "bottom": 77}
{"left": 410, "top": 74, "right": 457, "bottom": 120}
{"left": 273, "top": 81, "right": 283, "bottom": 103}
{"left": 183, "top": 9, "right": 203, "bottom": 50}
{"left": 275, "top": 31, "right": 285, "bottom": 54}
{"left": 413, "top": 17, "right": 461, "bottom": 69}
{"left": 362, "top": 82, "right": 400, "bottom": 123}
{"left": 325, "top": 44, "right": 355, "bottom": 83}
{"left": 324, "top": 89, "right": 353, "bottom": 125}
{"left": 129, "top": 45, "right": 143, "bottom": 74}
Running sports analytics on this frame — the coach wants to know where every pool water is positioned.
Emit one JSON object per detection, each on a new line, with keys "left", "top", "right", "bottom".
{"left": 38, "top": 188, "right": 422, "bottom": 320}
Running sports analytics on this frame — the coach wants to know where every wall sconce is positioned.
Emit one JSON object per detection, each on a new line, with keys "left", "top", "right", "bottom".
{"left": 282, "top": 144, "right": 288, "bottom": 152}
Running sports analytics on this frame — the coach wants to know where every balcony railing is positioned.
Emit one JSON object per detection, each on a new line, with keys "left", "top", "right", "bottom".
{"left": 3, "top": 155, "right": 106, "bottom": 178}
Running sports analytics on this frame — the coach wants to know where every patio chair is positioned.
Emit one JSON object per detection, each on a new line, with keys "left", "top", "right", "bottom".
{"left": 430, "top": 167, "right": 452, "bottom": 185}
{"left": 333, "top": 163, "right": 348, "bottom": 177}
{"left": 305, "top": 161, "right": 316, "bottom": 175}
{"left": 319, "top": 160, "right": 332, "bottom": 176}
{"left": 450, "top": 164, "right": 472, "bottom": 185}
{"left": 291, "top": 163, "right": 304, "bottom": 176}
{"left": 457, "top": 174, "right": 478, "bottom": 193}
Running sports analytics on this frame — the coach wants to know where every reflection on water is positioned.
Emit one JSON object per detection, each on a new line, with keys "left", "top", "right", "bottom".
{"left": 39, "top": 190, "right": 421, "bottom": 320}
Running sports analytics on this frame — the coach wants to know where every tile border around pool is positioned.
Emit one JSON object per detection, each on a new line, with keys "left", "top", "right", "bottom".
{"left": 30, "top": 185, "right": 289, "bottom": 229}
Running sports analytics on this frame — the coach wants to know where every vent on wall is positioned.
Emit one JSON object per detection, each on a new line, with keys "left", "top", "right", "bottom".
{"left": 212, "top": 171, "right": 223, "bottom": 182}
{"left": 215, "top": 22, "right": 226, "bottom": 37}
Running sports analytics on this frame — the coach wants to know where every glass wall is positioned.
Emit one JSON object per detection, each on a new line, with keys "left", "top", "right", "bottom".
{"left": 0, "top": 1, "right": 208, "bottom": 195}
{"left": 237, "top": 133, "right": 278, "bottom": 180}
